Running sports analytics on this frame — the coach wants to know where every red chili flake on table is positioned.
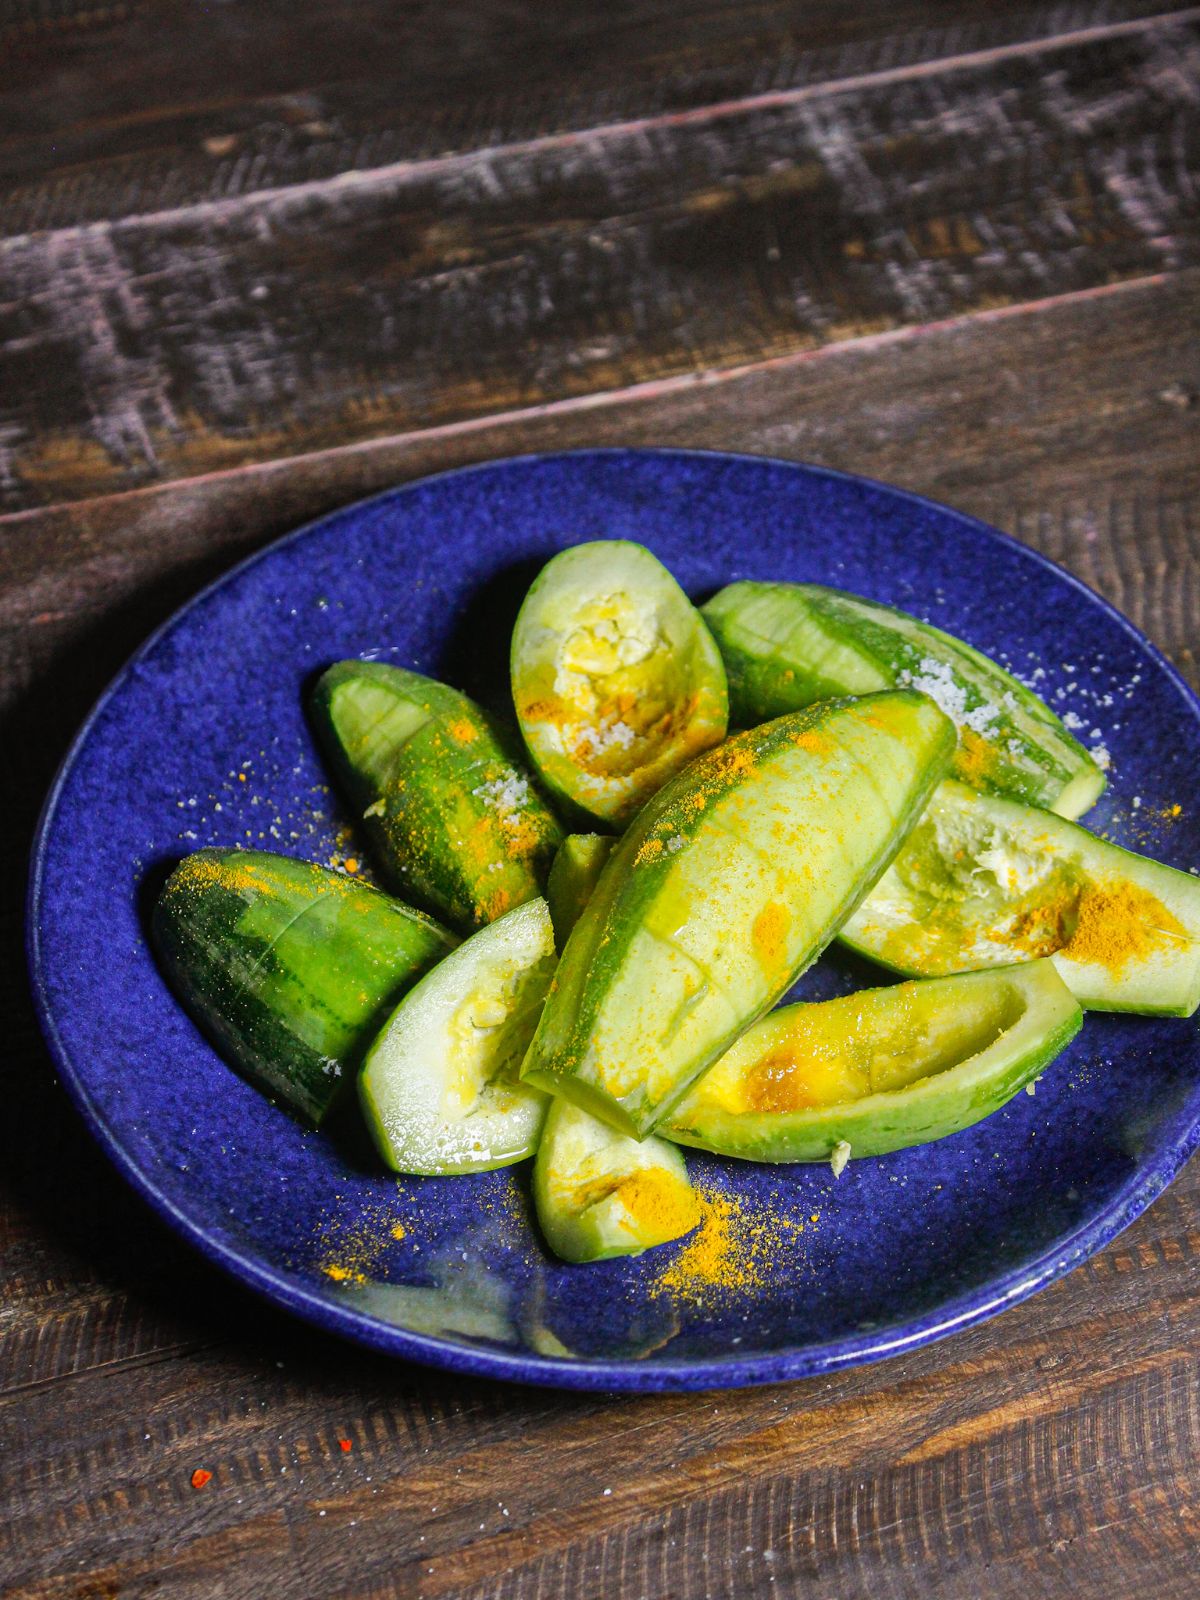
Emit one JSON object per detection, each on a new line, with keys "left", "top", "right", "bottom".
{"left": 191, "top": 1469, "right": 213, "bottom": 1489}
{"left": 338, "top": 1439, "right": 353, "bottom": 1453}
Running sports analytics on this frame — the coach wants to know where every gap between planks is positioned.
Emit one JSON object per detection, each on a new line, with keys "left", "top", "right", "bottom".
{"left": 0, "top": 1337, "right": 217, "bottom": 1405}
{"left": 0, "top": 269, "right": 1173, "bottom": 535}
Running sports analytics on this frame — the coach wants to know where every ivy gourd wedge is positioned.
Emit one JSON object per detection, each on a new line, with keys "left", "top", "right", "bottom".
{"left": 153, "top": 849, "right": 455, "bottom": 1123}
{"left": 520, "top": 691, "right": 956, "bottom": 1136}
{"left": 540, "top": 831, "right": 698, "bottom": 1260}
{"left": 511, "top": 541, "right": 728, "bottom": 827}
{"left": 702, "top": 581, "right": 1105, "bottom": 818}
{"left": 664, "top": 962, "right": 1081, "bottom": 1162}
{"left": 841, "top": 780, "right": 1200, "bottom": 1015}
{"left": 534, "top": 1099, "right": 700, "bottom": 1263}
{"left": 312, "top": 661, "right": 562, "bottom": 932}
{"left": 545, "top": 833, "right": 615, "bottom": 952}
{"left": 359, "top": 898, "right": 555, "bottom": 1174}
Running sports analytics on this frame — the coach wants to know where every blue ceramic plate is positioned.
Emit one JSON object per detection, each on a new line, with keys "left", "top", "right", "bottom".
{"left": 29, "top": 450, "right": 1200, "bottom": 1391}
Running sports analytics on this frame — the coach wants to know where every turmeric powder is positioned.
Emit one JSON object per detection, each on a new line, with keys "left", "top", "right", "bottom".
{"left": 610, "top": 1167, "right": 701, "bottom": 1243}
{"left": 652, "top": 1185, "right": 807, "bottom": 1304}
{"left": 634, "top": 836, "right": 665, "bottom": 866}
{"left": 655, "top": 1189, "right": 745, "bottom": 1299}
{"left": 953, "top": 728, "right": 999, "bottom": 787}
{"left": 1000, "top": 876, "right": 1186, "bottom": 973}
{"left": 317, "top": 1198, "right": 413, "bottom": 1285}
{"left": 1060, "top": 880, "right": 1186, "bottom": 972}
{"left": 751, "top": 901, "right": 790, "bottom": 970}
{"left": 789, "top": 728, "right": 833, "bottom": 755}
{"left": 322, "top": 1262, "right": 367, "bottom": 1286}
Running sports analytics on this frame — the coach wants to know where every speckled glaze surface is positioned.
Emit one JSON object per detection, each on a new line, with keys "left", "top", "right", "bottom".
{"left": 28, "top": 450, "right": 1200, "bottom": 1392}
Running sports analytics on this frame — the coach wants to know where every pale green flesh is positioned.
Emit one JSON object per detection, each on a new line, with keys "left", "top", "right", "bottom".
{"left": 534, "top": 1099, "right": 700, "bottom": 1263}
{"left": 702, "top": 582, "right": 1105, "bottom": 819}
{"left": 842, "top": 781, "right": 1200, "bottom": 1016}
{"left": 359, "top": 899, "right": 555, "bottom": 1174}
{"left": 665, "top": 963, "right": 1081, "bottom": 1161}
{"left": 511, "top": 540, "right": 728, "bottom": 827}
{"left": 546, "top": 833, "right": 615, "bottom": 951}
{"left": 322, "top": 676, "right": 433, "bottom": 787}
{"left": 521, "top": 692, "right": 956, "bottom": 1136}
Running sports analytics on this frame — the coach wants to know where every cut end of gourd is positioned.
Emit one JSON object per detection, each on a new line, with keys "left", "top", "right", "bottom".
{"left": 843, "top": 780, "right": 1200, "bottom": 1015}
{"left": 1050, "top": 762, "right": 1108, "bottom": 822}
{"left": 314, "top": 662, "right": 435, "bottom": 784}
{"left": 534, "top": 1099, "right": 700, "bottom": 1263}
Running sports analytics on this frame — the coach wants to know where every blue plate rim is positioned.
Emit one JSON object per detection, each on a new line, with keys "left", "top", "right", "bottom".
{"left": 26, "top": 446, "right": 1200, "bottom": 1393}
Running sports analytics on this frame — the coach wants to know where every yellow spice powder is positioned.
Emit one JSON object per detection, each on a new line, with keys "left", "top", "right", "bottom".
{"left": 317, "top": 1199, "right": 412, "bottom": 1285}
{"left": 1060, "top": 880, "right": 1186, "bottom": 972}
{"left": 999, "top": 876, "right": 1187, "bottom": 974}
{"left": 751, "top": 901, "right": 790, "bottom": 969}
{"left": 655, "top": 1190, "right": 747, "bottom": 1299}
{"left": 953, "top": 728, "right": 999, "bottom": 786}
{"left": 652, "top": 1186, "right": 807, "bottom": 1304}
{"left": 610, "top": 1168, "right": 701, "bottom": 1243}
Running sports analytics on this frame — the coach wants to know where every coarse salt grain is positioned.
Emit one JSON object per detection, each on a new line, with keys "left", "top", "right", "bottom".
{"left": 898, "top": 658, "right": 1000, "bottom": 737}
{"left": 473, "top": 773, "right": 531, "bottom": 830}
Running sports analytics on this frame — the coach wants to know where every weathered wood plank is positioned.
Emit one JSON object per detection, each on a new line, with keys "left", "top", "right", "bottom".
{"left": 2, "top": 14, "right": 1198, "bottom": 511}
{"left": 0, "top": 1173, "right": 1195, "bottom": 1597}
{"left": 3, "top": 273, "right": 1196, "bottom": 675}
{"left": 2, "top": 2, "right": 1188, "bottom": 229}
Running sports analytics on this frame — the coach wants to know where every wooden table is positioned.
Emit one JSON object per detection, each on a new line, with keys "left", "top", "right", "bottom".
{"left": 3, "top": 3, "right": 1198, "bottom": 1595}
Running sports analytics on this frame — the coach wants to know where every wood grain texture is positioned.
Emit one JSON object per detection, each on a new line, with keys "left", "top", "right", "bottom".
{"left": 2, "top": 7, "right": 1199, "bottom": 510}
{"left": 3, "top": 3, "right": 1199, "bottom": 1596}
{"left": 0, "top": 1175, "right": 1196, "bottom": 1598}
{"left": 4, "top": 272, "right": 1196, "bottom": 678}
{"left": 2, "top": 1, "right": 1187, "bottom": 226}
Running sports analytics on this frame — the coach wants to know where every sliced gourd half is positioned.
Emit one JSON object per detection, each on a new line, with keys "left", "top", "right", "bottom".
{"left": 521, "top": 691, "right": 956, "bottom": 1136}
{"left": 360, "top": 898, "right": 554, "bottom": 1173}
{"left": 534, "top": 1099, "right": 700, "bottom": 1262}
{"left": 665, "top": 962, "right": 1081, "bottom": 1162}
{"left": 842, "top": 781, "right": 1200, "bottom": 1016}
{"left": 511, "top": 540, "right": 728, "bottom": 826}
{"left": 702, "top": 581, "right": 1105, "bottom": 818}
{"left": 312, "top": 660, "right": 561, "bottom": 932}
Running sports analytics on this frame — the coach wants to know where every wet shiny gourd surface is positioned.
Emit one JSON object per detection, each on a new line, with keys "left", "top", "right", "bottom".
{"left": 521, "top": 692, "right": 955, "bottom": 1135}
